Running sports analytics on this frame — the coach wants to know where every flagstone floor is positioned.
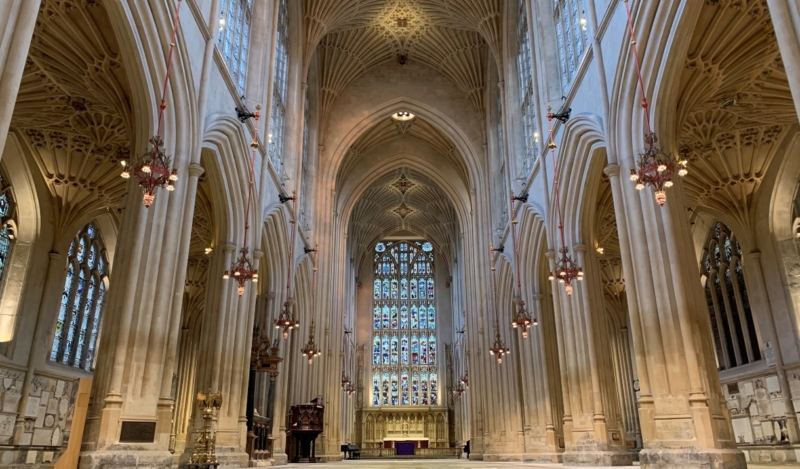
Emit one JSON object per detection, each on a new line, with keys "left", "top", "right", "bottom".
{"left": 286, "top": 459, "right": 798, "bottom": 468}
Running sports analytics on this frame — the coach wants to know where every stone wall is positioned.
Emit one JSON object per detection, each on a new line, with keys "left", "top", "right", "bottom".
{"left": 0, "top": 366, "right": 79, "bottom": 466}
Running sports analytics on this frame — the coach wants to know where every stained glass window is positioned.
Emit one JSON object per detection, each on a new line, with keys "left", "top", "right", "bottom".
{"left": 218, "top": 0, "right": 253, "bottom": 94}
{"left": 269, "top": 0, "right": 289, "bottom": 178}
{"left": 554, "top": 0, "right": 588, "bottom": 91}
{"left": 50, "top": 221, "right": 109, "bottom": 371}
{"left": 0, "top": 173, "right": 16, "bottom": 288}
{"left": 701, "top": 222, "right": 760, "bottom": 371}
{"left": 372, "top": 240, "right": 438, "bottom": 406}
{"left": 517, "top": 0, "right": 538, "bottom": 179}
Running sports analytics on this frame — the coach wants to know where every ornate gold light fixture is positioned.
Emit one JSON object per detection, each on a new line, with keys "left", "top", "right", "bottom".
{"left": 275, "top": 299, "right": 299, "bottom": 339}
{"left": 301, "top": 319, "right": 322, "bottom": 365}
{"left": 223, "top": 107, "right": 262, "bottom": 295}
{"left": 489, "top": 244, "right": 510, "bottom": 364}
{"left": 120, "top": 0, "right": 182, "bottom": 207}
{"left": 623, "top": 0, "right": 687, "bottom": 206}
{"left": 546, "top": 110, "right": 583, "bottom": 296}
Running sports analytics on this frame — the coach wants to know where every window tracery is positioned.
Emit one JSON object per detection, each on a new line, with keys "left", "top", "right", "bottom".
{"left": 0, "top": 173, "right": 17, "bottom": 287}
{"left": 372, "top": 241, "right": 438, "bottom": 407}
{"left": 50, "top": 221, "right": 109, "bottom": 371}
{"left": 218, "top": 0, "right": 253, "bottom": 94}
{"left": 701, "top": 222, "right": 760, "bottom": 371}
{"left": 554, "top": 0, "right": 588, "bottom": 91}
{"left": 269, "top": 0, "right": 289, "bottom": 178}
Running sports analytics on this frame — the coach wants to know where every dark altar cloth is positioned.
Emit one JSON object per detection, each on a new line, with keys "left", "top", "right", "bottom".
{"left": 395, "top": 442, "right": 415, "bottom": 456}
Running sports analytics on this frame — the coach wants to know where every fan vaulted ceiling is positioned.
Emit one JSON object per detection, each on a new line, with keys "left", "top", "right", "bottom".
{"left": 349, "top": 167, "right": 458, "bottom": 268}
{"left": 307, "top": 0, "right": 502, "bottom": 119}
{"left": 12, "top": 0, "right": 131, "bottom": 233}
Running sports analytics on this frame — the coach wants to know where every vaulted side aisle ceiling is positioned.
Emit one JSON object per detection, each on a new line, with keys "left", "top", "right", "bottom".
{"left": 12, "top": 0, "right": 132, "bottom": 233}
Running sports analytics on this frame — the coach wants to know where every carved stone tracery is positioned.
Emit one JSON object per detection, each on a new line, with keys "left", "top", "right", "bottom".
{"left": 11, "top": 0, "right": 133, "bottom": 232}
{"left": 677, "top": 0, "right": 797, "bottom": 230}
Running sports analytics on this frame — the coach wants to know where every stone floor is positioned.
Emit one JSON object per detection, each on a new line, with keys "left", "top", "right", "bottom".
{"left": 286, "top": 460, "right": 800, "bottom": 468}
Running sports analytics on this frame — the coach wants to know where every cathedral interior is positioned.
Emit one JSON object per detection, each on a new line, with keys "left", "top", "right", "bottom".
{"left": 0, "top": 0, "right": 800, "bottom": 468}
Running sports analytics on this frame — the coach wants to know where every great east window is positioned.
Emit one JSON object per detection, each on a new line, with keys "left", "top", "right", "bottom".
{"left": 372, "top": 240, "right": 439, "bottom": 407}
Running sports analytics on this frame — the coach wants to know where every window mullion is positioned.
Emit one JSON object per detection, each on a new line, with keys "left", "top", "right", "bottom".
{"left": 78, "top": 274, "right": 100, "bottom": 370}
{"left": 730, "top": 259, "right": 756, "bottom": 363}
{"left": 71, "top": 267, "right": 93, "bottom": 367}
{"left": 717, "top": 266, "right": 744, "bottom": 366}
{"left": 58, "top": 262, "right": 81, "bottom": 364}
{"left": 708, "top": 273, "right": 732, "bottom": 369}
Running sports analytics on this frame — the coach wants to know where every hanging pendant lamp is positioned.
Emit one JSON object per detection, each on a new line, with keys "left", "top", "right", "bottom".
{"left": 546, "top": 110, "right": 584, "bottom": 295}
{"left": 275, "top": 193, "right": 300, "bottom": 338}
{"left": 509, "top": 193, "right": 537, "bottom": 336}
{"left": 623, "top": 0, "right": 687, "bottom": 205}
{"left": 489, "top": 244, "right": 510, "bottom": 363}
{"left": 223, "top": 107, "right": 261, "bottom": 295}
{"left": 302, "top": 320, "right": 322, "bottom": 365}
{"left": 120, "top": 0, "right": 182, "bottom": 207}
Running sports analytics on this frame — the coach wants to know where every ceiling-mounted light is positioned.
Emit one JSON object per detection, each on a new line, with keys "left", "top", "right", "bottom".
{"left": 391, "top": 111, "right": 415, "bottom": 122}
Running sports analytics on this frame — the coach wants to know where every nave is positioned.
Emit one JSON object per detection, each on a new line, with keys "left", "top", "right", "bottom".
{"left": 0, "top": 0, "right": 800, "bottom": 468}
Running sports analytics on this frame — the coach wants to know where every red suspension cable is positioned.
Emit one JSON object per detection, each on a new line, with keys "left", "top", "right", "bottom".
{"left": 623, "top": 0, "right": 652, "bottom": 135}
{"left": 156, "top": 0, "right": 184, "bottom": 137}
{"left": 547, "top": 114, "right": 567, "bottom": 250}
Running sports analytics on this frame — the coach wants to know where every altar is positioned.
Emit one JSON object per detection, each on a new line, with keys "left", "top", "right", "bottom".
{"left": 383, "top": 438, "right": 429, "bottom": 456}
{"left": 357, "top": 408, "right": 449, "bottom": 451}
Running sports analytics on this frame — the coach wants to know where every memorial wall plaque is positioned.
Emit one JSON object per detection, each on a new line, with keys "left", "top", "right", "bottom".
{"left": 119, "top": 421, "right": 157, "bottom": 443}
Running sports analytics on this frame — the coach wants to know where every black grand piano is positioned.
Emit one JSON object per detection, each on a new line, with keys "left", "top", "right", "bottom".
{"left": 341, "top": 443, "right": 361, "bottom": 460}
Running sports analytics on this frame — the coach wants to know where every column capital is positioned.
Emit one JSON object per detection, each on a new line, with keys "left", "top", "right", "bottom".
{"left": 188, "top": 164, "right": 205, "bottom": 178}
{"left": 545, "top": 249, "right": 556, "bottom": 260}
{"left": 49, "top": 251, "right": 62, "bottom": 260}
{"left": 604, "top": 163, "right": 621, "bottom": 177}
{"left": 574, "top": 244, "right": 588, "bottom": 253}
{"left": 253, "top": 249, "right": 265, "bottom": 260}
{"left": 223, "top": 243, "right": 236, "bottom": 253}
{"left": 533, "top": 293, "right": 544, "bottom": 301}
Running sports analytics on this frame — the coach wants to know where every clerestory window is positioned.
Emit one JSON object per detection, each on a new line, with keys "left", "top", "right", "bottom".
{"left": 218, "top": 0, "right": 253, "bottom": 94}
{"left": 554, "top": 0, "right": 589, "bottom": 91}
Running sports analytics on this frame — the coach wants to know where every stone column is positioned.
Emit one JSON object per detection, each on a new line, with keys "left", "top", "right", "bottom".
{"left": 181, "top": 242, "right": 257, "bottom": 467}
{"left": 0, "top": 0, "right": 40, "bottom": 159}
{"left": 80, "top": 180, "right": 200, "bottom": 469}
{"left": 603, "top": 163, "right": 745, "bottom": 469}
{"left": 744, "top": 250, "right": 799, "bottom": 442}
{"left": 766, "top": 0, "right": 800, "bottom": 121}
{"left": 515, "top": 293, "right": 562, "bottom": 462}
{"left": 547, "top": 245, "right": 631, "bottom": 466}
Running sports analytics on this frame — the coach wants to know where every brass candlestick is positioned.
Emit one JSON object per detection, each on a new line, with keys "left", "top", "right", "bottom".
{"left": 189, "top": 391, "right": 223, "bottom": 467}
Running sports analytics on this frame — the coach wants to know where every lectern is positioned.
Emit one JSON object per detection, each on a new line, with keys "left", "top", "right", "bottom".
{"left": 286, "top": 400, "right": 324, "bottom": 463}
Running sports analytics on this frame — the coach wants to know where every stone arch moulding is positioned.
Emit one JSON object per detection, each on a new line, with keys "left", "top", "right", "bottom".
{"left": 203, "top": 115, "right": 263, "bottom": 247}
{"left": 337, "top": 157, "right": 470, "bottom": 243}
{"left": 323, "top": 98, "right": 485, "bottom": 191}
{"left": 516, "top": 204, "right": 548, "bottom": 295}
{"left": 103, "top": 0, "right": 199, "bottom": 161}
{"left": 0, "top": 133, "right": 45, "bottom": 344}
{"left": 549, "top": 113, "right": 607, "bottom": 247}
